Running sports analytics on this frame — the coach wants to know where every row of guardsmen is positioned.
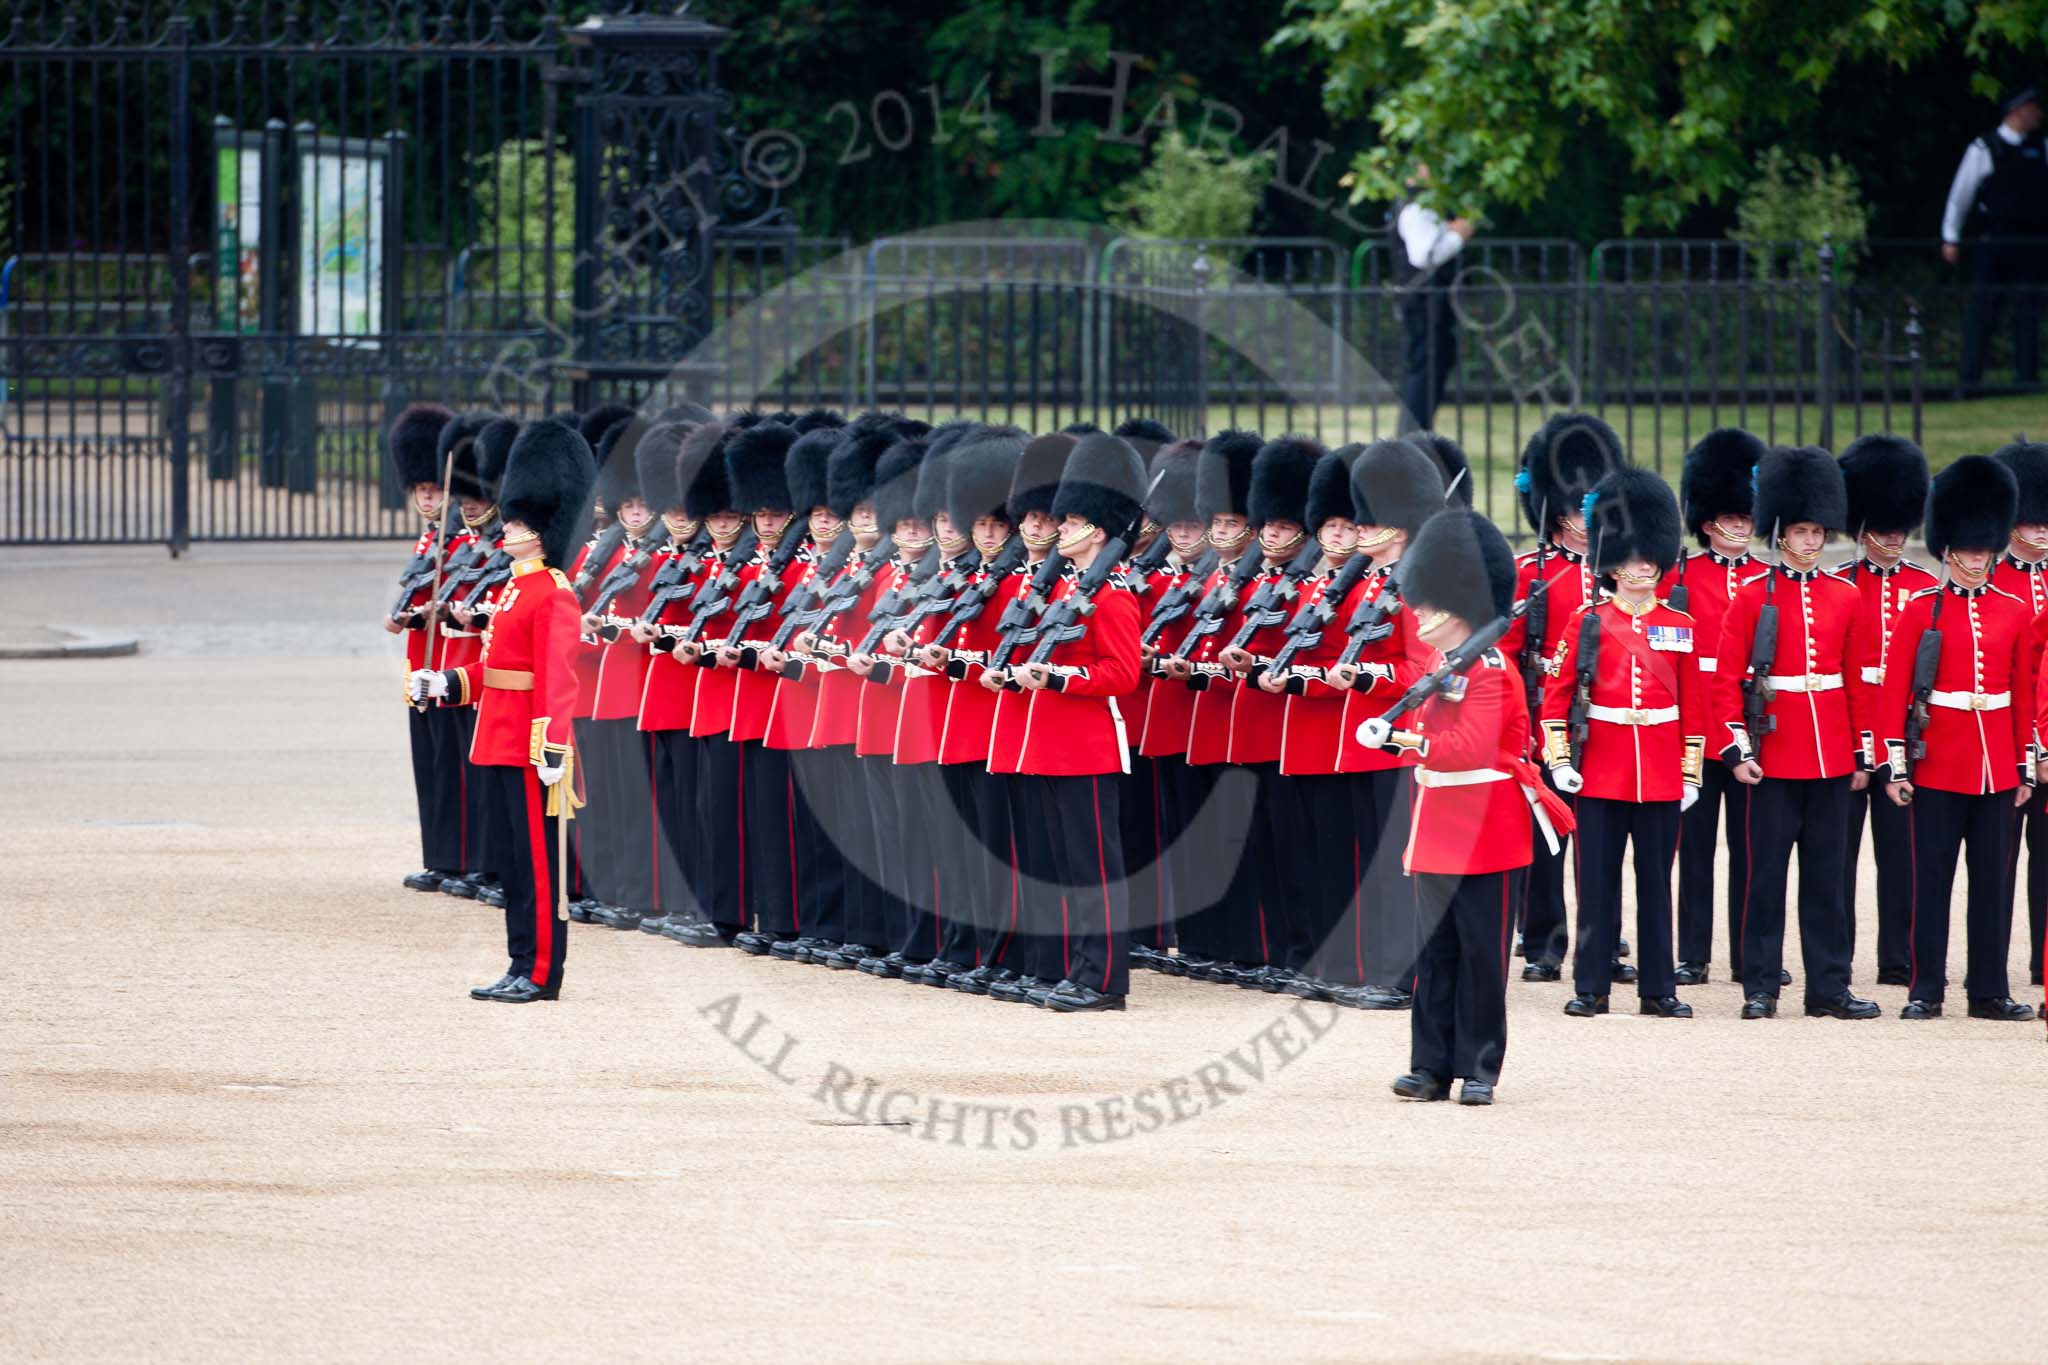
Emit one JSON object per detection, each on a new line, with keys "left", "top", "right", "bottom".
{"left": 385, "top": 402, "right": 2048, "bottom": 1099}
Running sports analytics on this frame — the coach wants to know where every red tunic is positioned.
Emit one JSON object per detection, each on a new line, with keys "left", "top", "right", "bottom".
{"left": 399, "top": 522, "right": 443, "bottom": 673}
{"left": 1661, "top": 548, "right": 1753, "bottom": 683}
{"left": 1223, "top": 562, "right": 1300, "bottom": 765}
{"left": 762, "top": 549, "right": 836, "bottom": 752}
{"left": 990, "top": 572, "right": 1142, "bottom": 777}
{"left": 1710, "top": 568, "right": 1876, "bottom": 778}
{"left": 1403, "top": 648, "right": 1534, "bottom": 876}
{"left": 1537, "top": 598, "right": 1708, "bottom": 803}
{"left": 934, "top": 561, "right": 1018, "bottom": 765}
{"left": 591, "top": 536, "right": 661, "bottom": 723}
{"left": 806, "top": 547, "right": 893, "bottom": 749}
{"left": 430, "top": 526, "right": 486, "bottom": 673}
{"left": 1182, "top": 562, "right": 1254, "bottom": 767}
{"left": 1831, "top": 556, "right": 1940, "bottom": 692}
{"left": 852, "top": 559, "right": 917, "bottom": 758}
{"left": 688, "top": 558, "right": 763, "bottom": 739}
{"left": 1336, "top": 567, "right": 1429, "bottom": 775}
{"left": 635, "top": 544, "right": 719, "bottom": 734}
{"left": 567, "top": 537, "right": 625, "bottom": 721}
{"left": 1134, "top": 556, "right": 1204, "bottom": 758}
{"left": 727, "top": 540, "right": 810, "bottom": 744}
{"left": 1498, "top": 545, "right": 1597, "bottom": 721}
{"left": 445, "top": 557, "right": 580, "bottom": 767}
{"left": 1878, "top": 583, "right": 2037, "bottom": 794}
{"left": 981, "top": 565, "right": 1047, "bottom": 774}
{"left": 892, "top": 554, "right": 975, "bottom": 765}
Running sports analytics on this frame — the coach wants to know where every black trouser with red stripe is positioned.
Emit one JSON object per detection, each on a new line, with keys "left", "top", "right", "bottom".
{"left": 1573, "top": 796, "right": 1680, "bottom": 999}
{"left": 446, "top": 708, "right": 489, "bottom": 878}
{"left": 1355, "top": 766, "right": 1420, "bottom": 989}
{"left": 649, "top": 731, "right": 701, "bottom": 921}
{"left": 2003, "top": 784, "right": 2048, "bottom": 986}
{"left": 1122, "top": 754, "right": 1170, "bottom": 951}
{"left": 741, "top": 740, "right": 801, "bottom": 936}
{"left": 1173, "top": 762, "right": 1268, "bottom": 967}
{"left": 1037, "top": 772, "right": 1129, "bottom": 997}
{"left": 1409, "top": 867, "right": 1522, "bottom": 1084}
{"left": 1910, "top": 787, "right": 2017, "bottom": 1005}
{"left": 1739, "top": 775, "right": 1853, "bottom": 1001}
{"left": 863, "top": 754, "right": 915, "bottom": 956}
{"left": 1519, "top": 767, "right": 1572, "bottom": 966}
{"left": 788, "top": 746, "right": 851, "bottom": 942}
{"left": 801, "top": 745, "right": 875, "bottom": 947}
{"left": 484, "top": 763, "right": 567, "bottom": 989}
{"left": 1249, "top": 763, "right": 1316, "bottom": 972}
{"left": 1678, "top": 758, "right": 1749, "bottom": 972}
{"left": 587, "top": 719, "right": 659, "bottom": 916}
{"left": 1004, "top": 771, "right": 1057, "bottom": 977}
{"left": 1295, "top": 773, "right": 1362, "bottom": 984}
{"left": 1846, "top": 779, "right": 1913, "bottom": 980}
{"left": 695, "top": 734, "right": 746, "bottom": 931}
{"left": 892, "top": 762, "right": 949, "bottom": 963}
{"left": 937, "top": 762, "right": 1012, "bottom": 967}
{"left": 410, "top": 707, "right": 464, "bottom": 875}
{"left": 572, "top": 717, "right": 618, "bottom": 906}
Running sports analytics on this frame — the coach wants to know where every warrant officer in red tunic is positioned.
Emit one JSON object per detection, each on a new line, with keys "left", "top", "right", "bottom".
{"left": 1666, "top": 427, "right": 1763, "bottom": 984}
{"left": 1499, "top": 412, "right": 1627, "bottom": 980}
{"left": 1711, "top": 445, "right": 1879, "bottom": 1020}
{"left": 1991, "top": 439, "right": 2048, "bottom": 989}
{"left": 1541, "top": 468, "right": 1705, "bottom": 1018}
{"left": 1880, "top": 454, "right": 2039, "bottom": 1022}
{"left": 1357, "top": 509, "right": 1539, "bottom": 1107}
{"left": 409, "top": 419, "right": 596, "bottom": 1002}
{"left": 1832, "top": 434, "right": 1936, "bottom": 986}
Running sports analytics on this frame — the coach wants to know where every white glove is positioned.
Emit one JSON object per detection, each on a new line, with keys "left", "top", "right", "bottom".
{"left": 408, "top": 669, "right": 448, "bottom": 703}
{"left": 536, "top": 764, "right": 564, "bottom": 787}
{"left": 1355, "top": 717, "right": 1393, "bottom": 750}
{"left": 1680, "top": 782, "right": 1700, "bottom": 812}
{"left": 1553, "top": 765, "right": 1584, "bottom": 795}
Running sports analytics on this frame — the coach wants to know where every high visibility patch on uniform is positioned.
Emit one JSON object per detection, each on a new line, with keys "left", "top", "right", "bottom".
{"left": 1439, "top": 673, "right": 1469, "bottom": 702}
{"left": 1646, "top": 625, "right": 1693, "bottom": 652}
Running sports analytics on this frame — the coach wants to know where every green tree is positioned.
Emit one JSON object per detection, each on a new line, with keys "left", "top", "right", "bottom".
{"left": 1732, "top": 147, "right": 1869, "bottom": 278}
{"left": 1272, "top": 0, "right": 2048, "bottom": 232}
{"left": 1107, "top": 129, "right": 1275, "bottom": 240}
{"left": 466, "top": 138, "right": 575, "bottom": 326}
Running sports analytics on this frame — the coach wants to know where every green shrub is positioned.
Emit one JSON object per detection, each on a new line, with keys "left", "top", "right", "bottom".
{"left": 1732, "top": 146, "right": 1869, "bottom": 280}
{"left": 1106, "top": 130, "right": 1273, "bottom": 243}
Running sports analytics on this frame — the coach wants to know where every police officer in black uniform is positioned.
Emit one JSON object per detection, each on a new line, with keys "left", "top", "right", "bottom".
{"left": 1943, "top": 84, "right": 2047, "bottom": 391}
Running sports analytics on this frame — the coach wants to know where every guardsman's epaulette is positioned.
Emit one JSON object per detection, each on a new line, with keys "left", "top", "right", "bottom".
{"left": 1824, "top": 563, "right": 1855, "bottom": 582}
{"left": 1986, "top": 583, "right": 2026, "bottom": 605}
{"left": 1480, "top": 647, "right": 1507, "bottom": 670}
{"left": 1515, "top": 548, "right": 1541, "bottom": 567}
{"left": 1737, "top": 568, "right": 1771, "bottom": 587}
{"left": 1658, "top": 601, "right": 1697, "bottom": 623}
{"left": 547, "top": 567, "right": 572, "bottom": 591}
{"left": 1107, "top": 570, "right": 1134, "bottom": 591}
{"left": 1908, "top": 585, "right": 1941, "bottom": 601}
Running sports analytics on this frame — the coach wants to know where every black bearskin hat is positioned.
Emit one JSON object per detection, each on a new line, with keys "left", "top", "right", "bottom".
{"left": 438, "top": 412, "right": 498, "bottom": 502}
{"left": 1008, "top": 433, "right": 1076, "bottom": 523}
{"left": 1993, "top": 441, "right": 2048, "bottom": 526}
{"left": 948, "top": 433, "right": 1028, "bottom": 532}
{"left": 925, "top": 419, "right": 986, "bottom": 461}
{"left": 727, "top": 421, "right": 799, "bottom": 513}
{"left": 1195, "top": 429, "right": 1263, "bottom": 523}
{"left": 475, "top": 418, "right": 520, "bottom": 503}
{"left": 1306, "top": 444, "right": 1366, "bottom": 533}
{"left": 1585, "top": 466, "right": 1683, "bottom": 576}
{"left": 914, "top": 436, "right": 959, "bottom": 525}
{"left": 635, "top": 422, "right": 688, "bottom": 515}
{"left": 1350, "top": 438, "right": 1446, "bottom": 538}
{"left": 786, "top": 426, "right": 845, "bottom": 516}
{"left": 1680, "top": 427, "right": 1764, "bottom": 544}
{"left": 1926, "top": 454, "right": 2019, "bottom": 558}
{"left": 1113, "top": 416, "right": 1176, "bottom": 464}
{"left": 679, "top": 421, "right": 737, "bottom": 521}
{"left": 500, "top": 420, "right": 597, "bottom": 569}
{"left": 792, "top": 407, "right": 845, "bottom": 434}
{"left": 1248, "top": 436, "right": 1323, "bottom": 528}
{"left": 388, "top": 402, "right": 454, "bottom": 488}
{"left": 1403, "top": 510, "right": 1517, "bottom": 627}
{"left": 1052, "top": 432, "right": 1148, "bottom": 536}
{"left": 1518, "top": 411, "right": 1626, "bottom": 536}
{"left": 873, "top": 437, "right": 930, "bottom": 531}
{"left": 828, "top": 422, "right": 899, "bottom": 519}
{"left": 1754, "top": 445, "right": 1847, "bottom": 534}
{"left": 1408, "top": 431, "right": 1473, "bottom": 507}
{"left": 578, "top": 401, "right": 635, "bottom": 453}
{"left": 1146, "top": 439, "right": 1204, "bottom": 527}
{"left": 593, "top": 417, "right": 649, "bottom": 510}
{"left": 1838, "top": 434, "right": 1929, "bottom": 536}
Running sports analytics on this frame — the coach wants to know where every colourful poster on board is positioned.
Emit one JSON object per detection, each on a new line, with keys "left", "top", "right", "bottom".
{"left": 298, "top": 145, "right": 383, "bottom": 342}
{"left": 215, "top": 143, "right": 262, "bottom": 333}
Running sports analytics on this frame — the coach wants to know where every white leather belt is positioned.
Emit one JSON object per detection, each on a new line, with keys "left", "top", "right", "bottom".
{"left": 1929, "top": 689, "right": 2010, "bottom": 711}
{"left": 1587, "top": 704, "right": 1679, "bottom": 726}
{"left": 1415, "top": 767, "right": 1508, "bottom": 789}
{"left": 1860, "top": 666, "right": 1884, "bottom": 685}
{"left": 1696, "top": 657, "right": 1717, "bottom": 673}
{"left": 1765, "top": 672, "right": 1843, "bottom": 693}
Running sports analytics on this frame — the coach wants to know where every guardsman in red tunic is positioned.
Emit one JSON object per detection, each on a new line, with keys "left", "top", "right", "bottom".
{"left": 1881, "top": 455, "right": 2039, "bottom": 1022}
{"left": 1129, "top": 438, "right": 1210, "bottom": 973}
{"left": 1498, "top": 412, "right": 1626, "bottom": 981}
{"left": 1666, "top": 428, "right": 1762, "bottom": 984}
{"left": 1992, "top": 440, "right": 2048, "bottom": 990}
{"left": 1541, "top": 468, "right": 1705, "bottom": 1019}
{"left": 989, "top": 432, "right": 1148, "bottom": 1011}
{"left": 409, "top": 419, "right": 596, "bottom": 1002}
{"left": 914, "top": 431, "right": 1031, "bottom": 987}
{"left": 385, "top": 402, "right": 461, "bottom": 892}
{"left": 1832, "top": 434, "right": 1936, "bottom": 986}
{"left": 1357, "top": 510, "right": 1537, "bottom": 1106}
{"left": 1712, "top": 445, "right": 1880, "bottom": 1020}
{"left": 1156, "top": 429, "right": 1267, "bottom": 978}
{"left": 1213, "top": 436, "right": 1323, "bottom": 987}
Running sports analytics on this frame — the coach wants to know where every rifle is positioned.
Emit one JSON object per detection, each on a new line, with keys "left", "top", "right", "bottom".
{"left": 1519, "top": 530, "right": 1552, "bottom": 722}
{"left": 982, "top": 549, "right": 1070, "bottom": 677}
{"left": 764, "top": 530, "right": 857, "bottom": 656}
{"left": 1216, "top": 541, "right": 1323, "bottom": 671}
{"left": 635, "top": 530, "right": 713, "bottom": 629}
{"left": 431, "top": 530, "right": 494, "bottom": 606}
{"left": 1127, "top": 532, "right": 1174, "bottom": 578}
{"left": 853, "top": 550, "right": 961, "bottom": 684}
{"left": 1368, "top": 598, "right": 1529, "bottom": 729}
{"left": 1335, "top": 559, "right": 1406, "bottom": 669}
{"left": 717, "top": 528, "right": 813, "bottom": 666}
{"left": 1899, "top": 589, "right": 1947, "bottom": 792}
{"left": 588, "top": 522, "right": 674, "bottom": 622}
{"left": 1266, "top": 550, "right": 1373, "bottom": 680}
{"left": 571, "top": 522, "right": 629, "bottom": 601}
{"left": 1139, "top": 548, "right": 1220, "bottom": 647}
{"left": 1565, "top": 607, "right": 1602, "bottom": 767}
{"left": 1738, "top": 525, "right": 1782, "bottom": 755}
{"left": 930, "top": 535, "right": 1028, "bottom": 660}
{"left": 651, "top": 528, "right": 759, "bottom": 654}
{"left": 1172, "top": 548, "right": 1264, "bottom": 688}
{"left": 390, "top": 539, "right": 440, "bottom": 626}
{"left": 1010, "top": 500, "right": 1150, "bottom": 683}
{"left": 778, "top": 534, "right": 894, "bottom": 676}
{"left": 454, "top": 549, "right": 514, "bottom": 613}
